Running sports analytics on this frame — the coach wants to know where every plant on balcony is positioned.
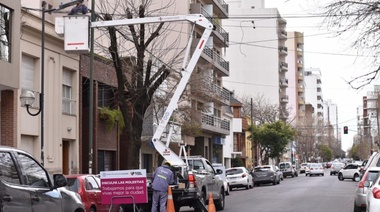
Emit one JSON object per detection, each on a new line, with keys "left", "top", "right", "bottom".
{"left": 99, "top": 107, "right": 125, "bottom": 134}
{"left": 181, "top": 122, "right": 202, "bottom": 137}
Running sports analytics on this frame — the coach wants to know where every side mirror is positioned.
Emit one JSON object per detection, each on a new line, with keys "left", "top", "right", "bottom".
{"left": 53, "top": 174, "right": 68, "bottom": 188}
{"left": 216, "top": 169, "right": 223, "bottom": 175}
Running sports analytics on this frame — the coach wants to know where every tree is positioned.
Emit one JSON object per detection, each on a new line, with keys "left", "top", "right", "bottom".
{"left": 318, "top": 144, "right": 333, "bottom": 162}
{"left": 240, "top": 93, "right": 279, "bottom": 125}
{"left": 95, "top": 0, "right": 184, "bottom": 169}
{"left": 251, "top": 120, "right": 296, "bottom": 164}
{"left": 321, "top": 0, "right": 380, "bottom": 89}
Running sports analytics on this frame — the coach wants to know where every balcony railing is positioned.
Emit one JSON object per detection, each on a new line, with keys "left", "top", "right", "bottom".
{"left": 279, "top": 46, "right": 288, "bottom": 55}
{"left": 201, "top": 112, "right": 230, "bottom": 134}
{"left": 203, "top": 46, "right": 229, "bottom": 76}
{"left": 280, "top": 78, "right": 288, "bottom": 87}
{"left": 200, "top": 7, "right": 229, "bottom": 47}
{"left": 193, "top": 79, "right": 230, "bottom": 105}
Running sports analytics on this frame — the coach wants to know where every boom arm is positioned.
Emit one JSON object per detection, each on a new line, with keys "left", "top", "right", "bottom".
{"left": 92, "top": 14, "right": 213, "bottom": 166}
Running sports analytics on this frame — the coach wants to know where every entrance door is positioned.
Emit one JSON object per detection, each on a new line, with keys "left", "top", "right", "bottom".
{"left": 62, "top": 141, "right": 69, "bottom": 174}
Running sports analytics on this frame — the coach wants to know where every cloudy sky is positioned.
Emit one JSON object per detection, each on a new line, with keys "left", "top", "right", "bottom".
{"left": 264, "top": 0, "right": 377, "bottom": 151}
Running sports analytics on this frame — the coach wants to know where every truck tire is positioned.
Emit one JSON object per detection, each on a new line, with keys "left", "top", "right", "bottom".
{"left": 215, "top": 189, "right": 225, "bottom": 210}
{"left": 194, "top": 191, "right": 206, "bottom": 212}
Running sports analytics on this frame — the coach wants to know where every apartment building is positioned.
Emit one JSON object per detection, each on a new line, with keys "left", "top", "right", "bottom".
{"left": 304, "top": 68, "right": 324, "bottom": 119}
{"left": 285, "top": 31, "right": 305, "bottom": 122}
{"left": 222, "top": 0, "right": 288, "bottom": 120}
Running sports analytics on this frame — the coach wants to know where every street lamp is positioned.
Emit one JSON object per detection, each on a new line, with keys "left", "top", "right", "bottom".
{"left": 20, "top": 0, "right": 80, "bottom": 166}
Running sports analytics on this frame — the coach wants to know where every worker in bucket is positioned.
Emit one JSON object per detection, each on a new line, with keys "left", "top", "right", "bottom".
{"left": 151, "top": 161, "right": 174, "bottom": 212}
{"left": 68, "top": 0, "right": 88, "bottom": 15}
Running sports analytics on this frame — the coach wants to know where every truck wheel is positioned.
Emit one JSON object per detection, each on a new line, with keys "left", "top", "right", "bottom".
{"left": 215, "top": 190, "right": 225, "bottom": 210}
{"left": 194, "top": 191, "right": 206, "bottom": 212}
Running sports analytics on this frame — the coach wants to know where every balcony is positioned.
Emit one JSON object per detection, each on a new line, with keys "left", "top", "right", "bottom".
{"left": 278, "top": 29, "right": 287, "bottom": 39}
{"left": 280, "top": 78, "right": 288, "bottom": 87}
{"left": 279, "top": 62, "right": 288, "bottom": 72}
{"left": 280, "top": 95, "right": 289, "bottom": 103}
{"left": 200, "top": 112, "right": 230, "bottom": 135}
{"left": 298, "top": 84, "right": 304, "bottom": 93}
{"left": 197, "top": 45, "right": 230, "bottom": 76}
{"left": 279, "top": 46, "right": 288, "bottom": 55}
{"left": 298, "top": 97, "right": 305, "bottom": 105}
{"left": 298, "top": 72, "right": 304, "bottom": 80}
{"left": 191, "top": 4, "right": 229, "bottom": 47}
{"left": 297, "top": 60, "right": 303, "bottom": 68}
{"left": 201, "top": 0, "right": 229, "bottom": 18}
{"left": 190, "top": 79, "right": 230, "bottom": 105}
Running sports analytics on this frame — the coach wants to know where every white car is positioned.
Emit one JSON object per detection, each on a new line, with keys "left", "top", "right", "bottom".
{"left": 300, "top": 163, "right": 309, "bottom": 174}
{"left": 338, "top": 163, "right": 361, "bottom": 181}
{"left": 354, "top": 167, "right": 380, "bottom": 212}
{"left": 213, "top": 163, "right": 230, "bottom": 195}
{"left": 226, "top": 167, "right": 254, "bottom": 190}
{"left": 365, "top": 169, "right": 380, "bottom": 211}
{"left": 308, "top": 163, "right": 324, "bottom": 176}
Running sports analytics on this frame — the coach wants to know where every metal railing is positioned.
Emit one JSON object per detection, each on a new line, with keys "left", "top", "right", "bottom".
{"left": 201, "top": 113, "right": 230, "bottom": 131}
{"left": 203, "top": 46, "right": 230, "bottom": 72}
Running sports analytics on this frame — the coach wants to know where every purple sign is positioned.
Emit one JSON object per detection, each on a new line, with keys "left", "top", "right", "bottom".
{"left": 100, "top": 169, "right": 147, "bottom": 204}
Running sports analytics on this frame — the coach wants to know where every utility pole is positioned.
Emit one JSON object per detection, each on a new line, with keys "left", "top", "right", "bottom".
{"left": 251, "top": 98, "right": 255, "bottom": 167}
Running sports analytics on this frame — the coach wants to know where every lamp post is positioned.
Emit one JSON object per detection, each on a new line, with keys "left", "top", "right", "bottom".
{"left": 20, "top": 0, "right": 80, "bottom": 166}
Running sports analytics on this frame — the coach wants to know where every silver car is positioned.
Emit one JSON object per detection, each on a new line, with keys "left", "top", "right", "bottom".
{"left": 252, "top": 165, "right": 281, "bottom": 186}
{"left": 226, "top": 167, "right": 254, "bottom": 190}
{"left": 354, "top": 167, "right": 380, "bottom": 212}
{"left": 330, "top": 162, "right": 345, "bottom": 175}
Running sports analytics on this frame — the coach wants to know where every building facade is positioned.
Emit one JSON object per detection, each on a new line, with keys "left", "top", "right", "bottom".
{"left": 304, "top": 68, "right": 323, "bottom": 119}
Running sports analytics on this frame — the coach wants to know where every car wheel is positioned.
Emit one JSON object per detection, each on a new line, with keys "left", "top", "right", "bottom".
{"left": 277, "top": 178, "right": 280, "bottom": 184}
{"left": 353, "top": 201, "right": 361, "bottom": 212}
{"left": 338, "top": 173, "right": 344, "bottom": 181}
{"left": 353, "top": 173, "right": 359, "bottom": 181}
{"left": 322, "top": 174, "right": 324, "bottom": 176}
{"left": 215, "top": 189, "right": 225, "bottom": 210}
{"left": 90, "top": 207, "right": 96, "bottom": 212}
{"left": 273, "top": 180, "right": 276, "bottom": 186}
{"left": 225, "top": 184, "right": 230, "bottom": 195}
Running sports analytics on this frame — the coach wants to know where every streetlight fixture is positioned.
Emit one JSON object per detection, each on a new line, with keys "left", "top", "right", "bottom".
{"left": 20, "top": 0, "right": 80, "bottom": 166}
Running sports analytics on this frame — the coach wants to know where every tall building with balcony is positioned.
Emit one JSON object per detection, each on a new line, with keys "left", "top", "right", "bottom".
{"left": 323, "top": 99, "right": 340, "bottom": 149}
{"left": 304, "top": 68, "right": 323, "bottom": 119}
{"left": 222, "top": 0, "right": 288, "bottom": 120}
{"left": 285, "top": 31, "right": 305, "bottom": 122}
{"left": 362, "top": 85, "right": 380, "bottom": 151}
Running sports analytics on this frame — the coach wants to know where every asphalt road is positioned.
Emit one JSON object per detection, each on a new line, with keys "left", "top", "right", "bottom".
{"left": 180, "top": 169, "right": 358, "bottom": 212}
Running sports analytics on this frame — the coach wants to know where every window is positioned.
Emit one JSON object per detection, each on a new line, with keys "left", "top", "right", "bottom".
{"left": 0, "top": 5, "right": 11, "bottom": 62}
{"left": 62, "top": 69, "right": 74, "bottom": 114}
{"left": 98, "top": 150, "right": 115, "bottom": 172}
{"left": 16, "top": 153, "right": 49, "bottom": 187}
{"left": 0, "top": 152, "right": 20, "bottom": 184}
{"left": 85, "top": 176, "right": 100, "bottom": 190}
{"left": 98, "top": 83, "right": 116, "bottom": 108}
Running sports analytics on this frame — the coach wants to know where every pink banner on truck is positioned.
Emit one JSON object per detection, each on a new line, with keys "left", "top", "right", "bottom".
{"left": 99, "top": 169, "right": 147, "bottom": 205}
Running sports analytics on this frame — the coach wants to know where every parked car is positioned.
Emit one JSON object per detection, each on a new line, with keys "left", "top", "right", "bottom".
{"left": 325, "top": 162, "right": 332, "bottom": 169}
{"left": 300, "top": 163, "right": 309, "bottom": 174}
{"left": 213, "top": 163, "right": 230, "bottom": 195}
{"left": 365, "top": 168, "right": 380, "bottom": 212}
{"left": 0, "top": 146, "right": 85, "bottom": 212}
{"left": 276, "top": 166, "right": 284, "bottom": 181}
{"left": 279, "top": 162, "right": 295, "bottom": 178}
{"left": 361, "top": 152, "right": 378, "bottom": 176}
{"left": 226, "top": 167, "right": 253, "bottom": 190}
{"left": 66, "top": 174, "right": 121, "bottom": 212}
{"left": 330, "top": 162, "right": 345, "bottom": 175}
{"left": 308, "top": 163, "right": 324, "bottom": 176}
{"left": 251, "top": 165, "right": 281, "bottom": 186}
{"left": 338, "top": 163, "right": 361, "bottom": 181}
{"left": 354, "top": 167, "right": 380, "bottom": 212}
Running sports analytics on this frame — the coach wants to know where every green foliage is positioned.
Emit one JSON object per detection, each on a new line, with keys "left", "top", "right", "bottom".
{"left": 318, "top": 144, "right": 333, "bottom": 162}
{"left": 181, "top": 122, "right": 203, "bottom": 137}
{"left": 99, "top": 107, "right": 125, "bottom": 134}
{"left": 253, "top": 120, "right": 296, "bottom": 161}
{"left": 231, "top": 158, "right": 244, "bottom": 167}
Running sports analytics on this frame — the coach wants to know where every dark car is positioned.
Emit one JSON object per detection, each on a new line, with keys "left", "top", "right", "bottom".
{"left": 66, "top": 174, "right": 121, "bottom": 212}
{"left": 0, "top": 146, "right": 85, "bottom": 212}
{"left": 251, "top": 165, "right": 281, "bottom": 186}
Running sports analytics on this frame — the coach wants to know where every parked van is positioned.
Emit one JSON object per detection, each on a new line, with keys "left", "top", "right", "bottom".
{"left": 279, "top": 162, "right": 295, "bottom": 178}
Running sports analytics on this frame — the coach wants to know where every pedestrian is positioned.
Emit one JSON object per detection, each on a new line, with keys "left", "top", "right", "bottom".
{"left": 68, "top": 0, "right": 88, "bottom": 15}
{"left": 151, "top": 161, "right": 174, "bottom": 212}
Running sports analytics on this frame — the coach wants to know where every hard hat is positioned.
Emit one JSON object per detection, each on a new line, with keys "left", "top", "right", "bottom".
{"left": 164, "top": 161, "right": 172, "bottom": 167}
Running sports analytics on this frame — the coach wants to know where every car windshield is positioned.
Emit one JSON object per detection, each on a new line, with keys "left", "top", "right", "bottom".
{"left": 254, "top": 166, "right": 271, "bottom": 172}
{"left": 333, "top": 163, "right": 343, "bottom": 167}
{"left": 301, "top": 163, "right": 308, "bottom": 167}
{"left": 226, "top": 168, "right": 243, "bottom": 175}
{"left": 279, "top": 163, "right": 290, "bottom": 169}
{"left": 310, "top": 164, "right": 321, "bottom": 168}
{"left": 366, "top": 171, "right": 379, "bottom": 182}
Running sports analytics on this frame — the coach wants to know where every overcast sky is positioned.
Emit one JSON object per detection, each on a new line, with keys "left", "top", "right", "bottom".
{"left": 264, "top": 0, "right": 377, "bottom": 152}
